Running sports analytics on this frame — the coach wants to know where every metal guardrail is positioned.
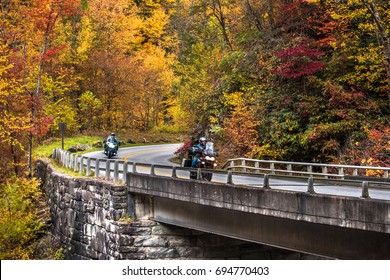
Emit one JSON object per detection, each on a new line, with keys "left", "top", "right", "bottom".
{"left": 221, "top": 158, "right": 390, "bottom": 179}
{"left": 52, "top": 148, "right": 205, "bottom": 183}
{"left": 51, "top": 148, "right": 390, "bottom": 200}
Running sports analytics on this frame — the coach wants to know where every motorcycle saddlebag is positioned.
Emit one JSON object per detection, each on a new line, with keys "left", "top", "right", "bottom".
{"left": 182, "top": 158, "right": 192, "bottom": 167}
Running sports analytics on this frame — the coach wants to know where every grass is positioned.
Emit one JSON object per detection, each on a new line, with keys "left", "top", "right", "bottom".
{"left": 33, "top": 135, "right": 104, "bottom": 159}
{"left": 34, "top": 130, "right": 188, "bottom": 161}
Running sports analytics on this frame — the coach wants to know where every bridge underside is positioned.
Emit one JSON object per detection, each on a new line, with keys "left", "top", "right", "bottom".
{"left": 153, "top": 197, "right": 390, "bottom": 260}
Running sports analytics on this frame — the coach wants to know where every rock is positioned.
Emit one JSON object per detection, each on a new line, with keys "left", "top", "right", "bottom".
{"left": 93, "top": 141, "right": 103, "bottom": 148}
{"left": 67, "top": 146, "right": 78, "bottom": 153}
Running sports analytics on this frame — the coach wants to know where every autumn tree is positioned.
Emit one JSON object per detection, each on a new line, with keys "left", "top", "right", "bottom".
{"left": 0, "top": 177, "right": 44, "bottom": 259}
{"left": 75, "top": 0, "right": 176, "bottom": 131}
{"left": 360, "top": 0, "right": 390, "bottom": 107}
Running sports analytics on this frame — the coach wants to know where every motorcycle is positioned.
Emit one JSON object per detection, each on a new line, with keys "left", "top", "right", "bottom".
{"left": 104, "top": 139, "right": 118, "bottom": 158}
{"left": 182, "top": 142, "right": 217, "bottom": 181}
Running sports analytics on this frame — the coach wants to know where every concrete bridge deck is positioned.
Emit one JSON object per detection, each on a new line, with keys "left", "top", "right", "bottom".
{"left": 127, "top": 172, "right": 390, "bottom": 259}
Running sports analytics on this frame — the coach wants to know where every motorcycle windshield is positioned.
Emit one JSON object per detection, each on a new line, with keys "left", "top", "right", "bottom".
{"left": 204, "top": 142, "right": 214, "bottom": 155}
{"left": 108, "top": 142, "right": 116, "bottom": 148}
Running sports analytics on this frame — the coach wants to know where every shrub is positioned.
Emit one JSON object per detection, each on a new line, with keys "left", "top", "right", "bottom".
{"left": 0, "top": 177, "right": 44, "bottom": 259}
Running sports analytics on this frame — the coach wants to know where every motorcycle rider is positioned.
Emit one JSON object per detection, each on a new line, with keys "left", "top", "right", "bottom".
{"left": 104, "top": 132, "right": 119, "bottom": 155}
{"left": 106, "top": 132, "right": 119, "bottom": 145}
{"left": 190, "top": 136, "right": 207, "bottom": 168}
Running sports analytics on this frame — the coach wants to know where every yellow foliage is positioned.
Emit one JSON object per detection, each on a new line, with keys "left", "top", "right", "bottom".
{"left": 0, "top": 177, "right": 44, "bottom": 259}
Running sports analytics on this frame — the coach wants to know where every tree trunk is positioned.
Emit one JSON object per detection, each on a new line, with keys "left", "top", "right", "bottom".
{"left": 210, "top": 0, "right": 233, "bottom": 51}
{"left": 266, "top": 0, "right": 275, "bottom": 29}
{"left": 27, "top": 2, "right": 59, "bottom": 176}
{"left": 244, "top": 0, "right": 263, "bottom": 32}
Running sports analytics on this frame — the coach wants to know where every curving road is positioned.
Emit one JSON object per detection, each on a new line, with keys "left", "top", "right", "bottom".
{"left": 83, "top": 143, "right": 390, "bottom": 201}
{"left": 84, "top": 143, "right": 182, "bottom": 166}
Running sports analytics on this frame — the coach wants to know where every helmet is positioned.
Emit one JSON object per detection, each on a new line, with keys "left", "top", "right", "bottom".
{"left": 199, "top": 136, "right": 206, "bottom": 143}
{"left": 111, "top": 133, "right": 115, "bottom": 136}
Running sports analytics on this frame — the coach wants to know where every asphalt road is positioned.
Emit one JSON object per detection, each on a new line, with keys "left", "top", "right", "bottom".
{"left": 84, "top": 143, "right": 182, "bottom": 165}
{"left": 83, "top": 143, "right": 390, "bottom": 201}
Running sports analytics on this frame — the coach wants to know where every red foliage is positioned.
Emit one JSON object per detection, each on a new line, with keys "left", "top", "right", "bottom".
{"left": 30, "top": 112, "right": 54, "bottom": 139}
{"left": 174, "top": 138, "right": 193, "bottom": 156}
{"left": 30, "top": 0, "right": 82, "bottom": 32}
{"left": 273, "top": 43, "right": 325, "bottom": 78}
{"left": 276, "top": 43, "right": 324, "bottom": 59}
{"left": 307, "top": 10, "right": 345, "bottom": 49}
{"left": 43, "top": 43, "right": 69, "bottom": 61}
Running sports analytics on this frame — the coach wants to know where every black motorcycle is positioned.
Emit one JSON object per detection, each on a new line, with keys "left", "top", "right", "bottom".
{"left": 182, "top": 142, "right": 217, "bottom": 181}
{"left": 104, "top": 139, "right": 118, "bottom": 158}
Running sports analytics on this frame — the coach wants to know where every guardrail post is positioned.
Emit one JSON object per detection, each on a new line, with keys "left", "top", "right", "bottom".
{"left": 123, "top": 162, "right": 128, "bottom": 184}
{"left": 86, "top": 158, "right": 91, "bottom": 176}
{"left": 70, "top": 153, "right": 74, "bottom": 169}
{"left": 73, "top": 154, "right": 77, "bottom": 170}
{"left": 105, "top": 160, "right": 110, "bottom": 180}
{"left": 255, "top": 162, "right": 260, "bottom": 173}
{"left": 307, "top": 176, "right": 315, "bottom": 194}
{"left": 65, "top": 152, "right": 69, "bottom": 168}
{"left": 95, "top": 159, "right": 100, "bottom": 177}
{"left": 61, "top": 151, "right": 65, "bottom": 166}
{"left": 338, "top": 167, "right": 344, "bottom": 177}
{"left": 322, "top": 166, "right": 328, "bottom": 179}
{"left": 70, "top": 154, "right": 75, "bottom": 170}
{"left": 287, "top": 164, "right": 292, "bottom": 176}
{"left": 227, "top": 171, "right": 233, "bottom": 184}
{"left": 172, "top": 166, "right": 177, "bottom": 178}
{"left": 196, "top": 168, "right": 202, "bottom": 180}
{"left": 263, "top": 174, "right": 270, "bottom": 189}
{"left": 62, "top": 150, "right": 66, "bottom": 166}
{"left": 385, "top": 170, "right": 389, "bottom": 178}
{"left": 58, "top": 148, "right": 62, "bottom": 161}
{"left": 67, "top": 153, "right": 72, "bottom": 169}
{"left": 361, "top": 181, "right": 370, "bottom": 199}
{"left": 150, "top": 164, "right": 155, "bottom": 175}
{"left": 353, "top": 168, "right": 358, "bottom": 176}
{"left": 270, "top": 163, "right": 275, "bottom": 175}
{"left": 63, "top": 151, "right": 67, "bottom": 167}
{"left": 59, "top": 150, "right": 63, "bottom": 165}
{"left": 74, "top": 155, "right": 79, "bottom": 172}
{"left": 132, "top": 162, "right": 137, "bottom": 173}
{"left": 114, "top": 161, "right": 119, "bottom": 181}
{"left": 63, "top": 151, "right": 68, "bottom": 167}
{"left": 230, "top": 160, "right": 234, "bottom": 170}
{"left": 241, "top": 159, "right": 246, "bottom": 172}
{"left": 79, "top": 157, "right": 84, "bottom": 174}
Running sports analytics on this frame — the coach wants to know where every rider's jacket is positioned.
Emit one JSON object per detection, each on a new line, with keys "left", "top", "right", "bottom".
{"left": 188, "top": 143, "right": 205, "bottom": 158}
{"left": 106, "top": 136, "right": 118, "bottom": 144}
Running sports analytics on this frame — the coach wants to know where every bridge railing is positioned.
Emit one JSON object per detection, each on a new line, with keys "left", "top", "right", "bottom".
{"left": 221, "top": 158, "right": 390, "bottom": 179}
{"left": 51, "top": 148, "right": 390, "bottom": 200}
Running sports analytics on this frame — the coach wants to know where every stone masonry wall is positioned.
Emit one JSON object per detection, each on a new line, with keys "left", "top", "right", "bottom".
{"left": 34, "top": 160, "right": 321, "bottom": 260}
